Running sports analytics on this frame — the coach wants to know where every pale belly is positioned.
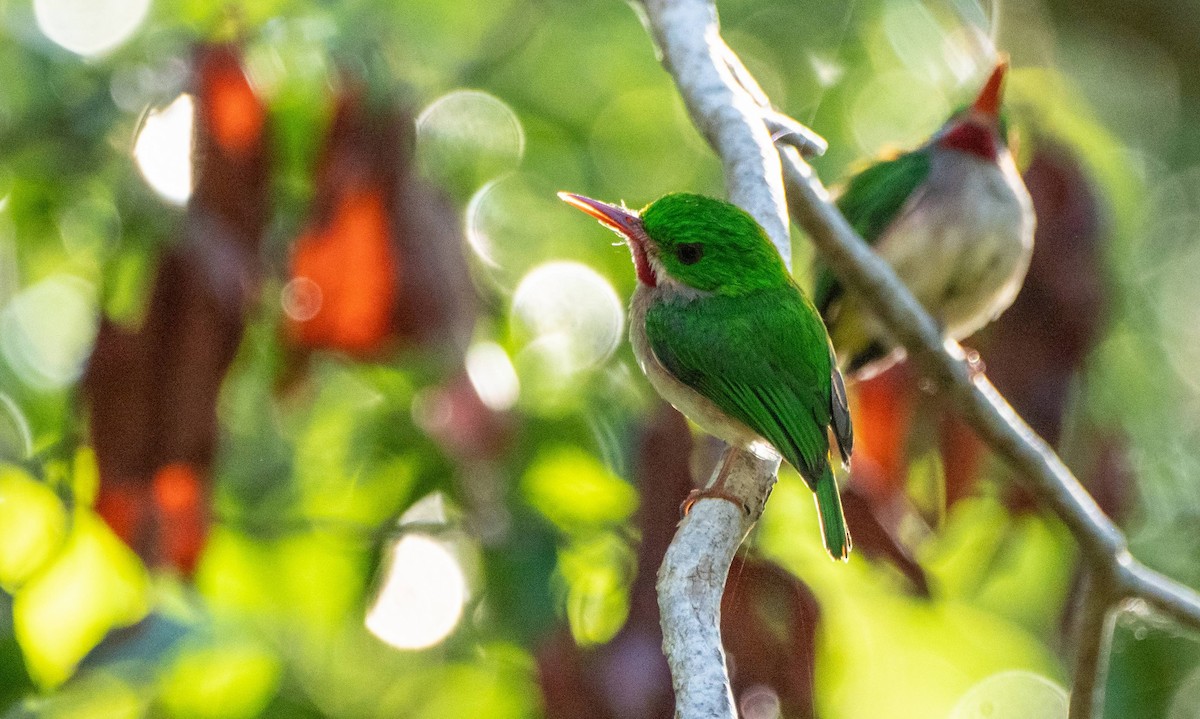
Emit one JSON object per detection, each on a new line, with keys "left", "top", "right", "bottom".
{"left": 628, "top": 287, "right": 767, "bottom": 452}
{"left": 872, "top": 152, "right": 1035, "bottom": 341}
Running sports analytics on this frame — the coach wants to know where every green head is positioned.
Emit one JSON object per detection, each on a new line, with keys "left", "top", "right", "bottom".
{"left": 558, "top": 192, "right": 788, "bottom": 295}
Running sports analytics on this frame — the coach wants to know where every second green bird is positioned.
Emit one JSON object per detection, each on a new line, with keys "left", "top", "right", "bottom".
{"left": 560, "top": 191, "right": 854, "bottom": 561}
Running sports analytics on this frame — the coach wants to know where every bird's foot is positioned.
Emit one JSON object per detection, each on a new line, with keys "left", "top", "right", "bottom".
{"left": 680, "top": 488, "right": 746, "bottom": 517}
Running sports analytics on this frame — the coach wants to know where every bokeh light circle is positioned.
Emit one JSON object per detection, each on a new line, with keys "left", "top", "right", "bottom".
{"left": 365, "top": 534, "right": 466, "bottom": 650}
{"left": 134, "top": 94, "right": 195, "bottom": 206}
{"left": 850, "top": 70, "right": 948, "bottom": 156}
{"left": 0, "top": 275, "right": 98, "bottom": 391}
{"left": 417, "top": 90, "right": 524, "bottom": 194}
{"left": 511, "top": 261, "right": 624, "bottom": 374}
{"left": 465, "top": 173, "right": 589, "bottom": 288}
{"left": 949, "top": 670, "right": 1067, "bottom": 719}
{"left": 34, "top": 0, "right": 150, "bottom": 57}
{"left": 466, "top": 342, "right": 520, "bottom": 412}
{"left": 281, "top": 277, "right": 323, "bottom": 323}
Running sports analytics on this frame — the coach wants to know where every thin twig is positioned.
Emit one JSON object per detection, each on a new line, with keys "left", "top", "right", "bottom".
{"left": 1120, "top": 562, "right": 1200, "bottom": 632}
{"left": 1069, "top": 570, "right": 1119, "bottom": 719}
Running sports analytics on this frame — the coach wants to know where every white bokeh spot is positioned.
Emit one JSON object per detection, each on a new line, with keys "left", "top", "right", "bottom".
{"left": 511, "top": 261, "right": 624, "bottom": 374}
{"left": 34, "top": 0, "right": 151, "bottom": 57}
{"left": 134, "top": 94, "right": 194, "bottom": 206}
{"left": 366, "top": 534, "right": 466, "bottom": 651}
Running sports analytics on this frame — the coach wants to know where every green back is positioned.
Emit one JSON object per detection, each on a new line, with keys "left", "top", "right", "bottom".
{"left": 813, "top": 150, "right": 931, "bottom": 315}
{"left": 645, "top": 286, "right": 850, "bottom": 487}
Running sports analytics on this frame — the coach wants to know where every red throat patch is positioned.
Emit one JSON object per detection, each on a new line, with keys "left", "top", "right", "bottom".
{"left": 629, "top": 236, "right": 657, "bottom": 287}
{"left": 939, "top": 121, "right": 999, "bottom": 162}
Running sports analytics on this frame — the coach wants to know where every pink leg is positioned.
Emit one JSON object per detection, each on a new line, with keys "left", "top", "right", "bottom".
{"left": 680, "top": 449, "right": 746, "bottom": 516}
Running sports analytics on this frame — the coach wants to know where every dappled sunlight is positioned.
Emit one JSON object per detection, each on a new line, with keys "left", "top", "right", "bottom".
{"left": 133, "top": 94, "right": 195, "bottom": 206}
{"left": 466, "top": 341, "right": 520, "bottom": 412}
{"left": 520, "top": 446, "right": 636, "bottom": 645}
{"left": 511, "top": 261, "right": 623, "bottom": 376}
{"left": 417, "top": 89, "right": 525, "bottom": 197}
{"left": 521, "top": 446, "right": 637, "bottom": 533}
{"left": 34, "top": 0, "right": 150, "bottom": 57}
{"left": 158, "top": 640, "right": 282, "bottom": 719}
{"left": 366, "top": 534, "right": 467, "bottom": 650}
{"left": 949, "top": 670, "right": 1068, "bottom": 719}
{"left": 0, "top": 465, "right": 68, "bottom": 589}
{"left": 559, "top": 533, "right": 633, "bottom": 646}
{"left": 14, "top": 514, "right": 150, "bottom": 687}
{"left": 756, "top": 478, "right": 1065, "bottom": 719}
{"left": 16, "top": 671, "right": 145, "bottom": 719}
{"left": 0, "top": 274, "right": 98, "bottom": 391}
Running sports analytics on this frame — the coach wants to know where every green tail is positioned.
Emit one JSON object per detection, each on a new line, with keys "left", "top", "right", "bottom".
{"left": 815, "top": 466, "right": 851, "bottom": 561}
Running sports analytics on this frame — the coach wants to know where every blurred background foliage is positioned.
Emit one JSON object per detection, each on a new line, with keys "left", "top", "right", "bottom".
{"left": 0, "top": 0, "right": 1199, "bottom": 717}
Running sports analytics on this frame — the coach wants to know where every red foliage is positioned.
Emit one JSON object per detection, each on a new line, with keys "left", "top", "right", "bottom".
{"left": 284, "top": 83, "right": 474, "bottom": 360}
{"left": 84, "top": 43, "right": 270, "bottom": 574}
{"left": 847, "top": 362, "right": 918, "bottom": 503}
{"left": 285, "top": 87, "right": 405, "bottom": 356}
{"left": 289, "top": 187, "right": 399, "bottom": 354}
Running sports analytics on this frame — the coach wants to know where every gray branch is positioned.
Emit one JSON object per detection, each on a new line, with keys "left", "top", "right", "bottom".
{"left": 1068, "top": 570, "right": 1119, "bottom": 719}
{"left": 640, "top": 0, "right": 790, "bottom": 260}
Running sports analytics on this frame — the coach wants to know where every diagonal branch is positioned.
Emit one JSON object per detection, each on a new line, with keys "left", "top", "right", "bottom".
{"left": 637, "top": 1, "right": 1200, "bottom": 718}
{"left": 774, "top": 140, "right": 1200, "bottom": 632}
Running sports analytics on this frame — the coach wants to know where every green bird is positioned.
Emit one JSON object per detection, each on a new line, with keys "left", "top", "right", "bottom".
{"left": 559, "top": 191, "right": 854, "bottom": 560}
{"left": 816, "top": 59, "right": 1036, "bottom": 377}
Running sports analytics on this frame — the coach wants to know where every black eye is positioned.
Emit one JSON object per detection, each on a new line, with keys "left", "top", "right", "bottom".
{"left": 676, "top": 243, "right": 704, "bottom": 265}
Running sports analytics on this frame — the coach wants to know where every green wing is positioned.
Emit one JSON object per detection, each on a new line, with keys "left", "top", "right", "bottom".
{"left": 813, "top": 150, "right": 932, "bottom": 316}
{"left": 645, "top": 287, "right": 844, "bottom": 488}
